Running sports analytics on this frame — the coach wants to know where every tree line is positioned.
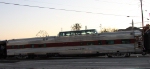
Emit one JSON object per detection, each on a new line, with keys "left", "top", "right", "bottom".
{"left": 71, "top": 23, "right": 118, "bottom": 33}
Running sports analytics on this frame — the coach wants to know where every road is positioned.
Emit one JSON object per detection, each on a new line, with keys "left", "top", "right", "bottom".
{"left": 0, "top": 55, "right": 150, "bottom": 69}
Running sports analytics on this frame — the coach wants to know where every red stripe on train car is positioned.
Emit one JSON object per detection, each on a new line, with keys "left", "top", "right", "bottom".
{"left": 7, "top": 39, "right": 135, "bottom": 49}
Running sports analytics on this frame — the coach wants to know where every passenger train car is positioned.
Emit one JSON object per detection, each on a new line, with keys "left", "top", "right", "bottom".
{"left": 0, "top": 25, "right": 150, "bottom": 59}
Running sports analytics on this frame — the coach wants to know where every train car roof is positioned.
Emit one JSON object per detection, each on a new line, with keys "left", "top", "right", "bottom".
{"left": 6, "top": 29, "right": 141, "bottom": 42}
{"left": 8, "top": 36, "right": 56, "bottom": 41}
{"left": 59, "top": 29, "right": 97, "bottom": 33}
{"left": 99, "top": 30, "right": 141, "bottom": 36}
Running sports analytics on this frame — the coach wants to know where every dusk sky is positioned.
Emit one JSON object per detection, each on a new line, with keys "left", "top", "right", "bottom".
{"left": 0, "top": 0, "right": 150, "bottom": 40}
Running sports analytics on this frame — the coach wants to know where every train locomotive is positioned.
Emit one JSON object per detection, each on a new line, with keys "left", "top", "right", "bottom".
{"left": 0, "top": 25, "right": 150, "bottom": 59}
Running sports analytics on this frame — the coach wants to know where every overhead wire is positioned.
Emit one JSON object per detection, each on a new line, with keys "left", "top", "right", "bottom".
{"left": 24, "top": 0, "right": 139, "bottom": 12}
{"left": 94, "top": 0, "right": 138, "bottom": 5}
{"left": 0, "top": 1, "right": 140, "bottom": 17}
{"left": 24, "top": 0, "right": 138, "bottom": 6}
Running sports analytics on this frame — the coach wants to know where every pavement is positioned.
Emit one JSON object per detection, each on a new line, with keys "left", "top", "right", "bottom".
{"left": 0, "top": 54, "right": 150, "bottom": 69}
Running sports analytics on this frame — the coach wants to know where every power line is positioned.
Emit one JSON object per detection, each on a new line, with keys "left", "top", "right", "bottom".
{"left": 24, "top": 0, "right": 139, "bottom": 12}
{"left": 25, "top": 0, "right": 138, "bottom": 5}
{"left": 0, "top": 1, "right": 139, "bottom": 17}
{"left": 95, "top": 0, "right": 139, "bottom": 5}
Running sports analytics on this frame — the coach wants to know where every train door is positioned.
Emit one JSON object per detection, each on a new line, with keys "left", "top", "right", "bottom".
{"left": 0, "top": 41, "right": 7, "bottom": 59}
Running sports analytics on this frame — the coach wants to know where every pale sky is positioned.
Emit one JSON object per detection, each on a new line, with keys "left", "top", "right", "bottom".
{"left": 0, "top": 0, "right": 150, "bottom": 40}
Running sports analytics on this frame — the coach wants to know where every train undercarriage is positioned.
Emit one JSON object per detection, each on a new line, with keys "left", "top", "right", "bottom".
{"left": 4, "top": 51, "right": 147, "bottom": 59}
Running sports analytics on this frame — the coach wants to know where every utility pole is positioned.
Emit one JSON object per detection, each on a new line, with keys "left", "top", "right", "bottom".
{"left": 140, "top": 0, "right": 144, "bottom": 28}
{"left": 131, "top": 19, "right": 134, "bottom": 31}
{"left": 140, "top": 0, "right": 145, "bottom": 51}
{"left": 61, "top": 28, "right": 63, "bottom": 32}
{"left": 100, "top": 24, "right": 102, "bottom": 33}
{"left": 85, "top": 26, "right": 87, "bottom": 30}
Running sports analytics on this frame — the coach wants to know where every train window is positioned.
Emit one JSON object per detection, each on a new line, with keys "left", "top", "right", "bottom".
{"left": 38, "top": 45, "right": 42, "bottom": 47}
{"left": 18, "top": 45, "right": 20, "bottom": 48}
{"left": 22, "top": 45, "right": 24, "bottom": 48}
{"left": 59, "top": 32, "right": 65, "bottom": 36}
{"left": 81, "top": 31, "right": 86, "bottom": 35}
{"left": 70, "top": 32, "right": 74, "bottom": 36}
{"left": 43, "top": 44, "right": 46, "bottom": 47}
{"left": 65, "top": 32, "right": 71, "bottom": 36}
{"left": 80, "top": 42, "right": 83, "bottom": 45}
{"left": 87, "top": 42, "right": 93, "bottom": 45}
{"left": 31, "top": 45, "right": 34, "bottom": 48}
{"left": 121, "top": 39, "right": 130, "bottom": 44}
{"left": 75, "top": 31, "right": 81, "bottom": 35}
{"left": 98, "top": 40, "right": 102, "bottom": 45}
{"left": 12, "top": 46, "right": 14, "bottom": 49}
{"left": 106, "top": 40, "right": 114, "bottom": 44}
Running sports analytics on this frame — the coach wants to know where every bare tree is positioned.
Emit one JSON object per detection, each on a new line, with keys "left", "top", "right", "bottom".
{"left": 36, "top": 30, "right": 49, "bottom": 37}
{"left": 71, "top": 23, "right": 82, "bottom": 31}
{"left": 100, "top": 28, "right": 118, "bottom": 33}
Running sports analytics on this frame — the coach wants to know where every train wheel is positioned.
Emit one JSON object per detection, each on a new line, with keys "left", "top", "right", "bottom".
{"left": 119, "top": 53, "right": 126, "bottom": 57}
{"left": 125, "top": 53, "right": 130, "bottom": 57}
{"left": 107, "top": 54, "right": 112, "bottom": 58}
{"left": 27, "top": 55, "right": 35, "bottom": 59}
{"left": 54, "top": 53, "right": 60, "bottom": 57}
